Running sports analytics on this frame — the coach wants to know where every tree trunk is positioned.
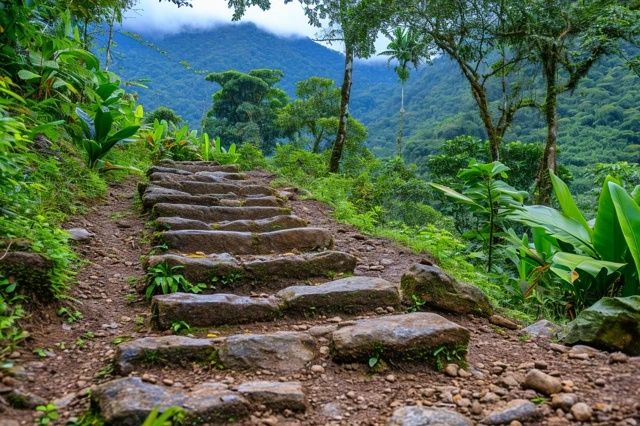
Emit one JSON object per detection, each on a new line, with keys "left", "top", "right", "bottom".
{"left": 104, "top": 9, "right": 117, "bottom": 70}
{"left": 312, "top": 129, "right": 324, "bottom": 153}
{"left": 329, "top": 45, "right": 354, "bottom": 173}
{"left": 535, "top": 53, "right": 558, "bottom": 205}
{"left": 468, "top": 81, "right": 500, "bottom": 161}
{"left": 396, "top": 84, "right": 405, "bottom": 157}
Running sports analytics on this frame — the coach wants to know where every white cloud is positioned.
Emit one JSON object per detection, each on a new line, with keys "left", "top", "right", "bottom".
{"left": 122, "top": 0, "right": 390, "bottom": 58}
{"left": 123, "top": 0, "right": 318, "bottom": 38}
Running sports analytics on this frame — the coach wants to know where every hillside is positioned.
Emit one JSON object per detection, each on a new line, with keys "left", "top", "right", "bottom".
{"left": 103, "top": 24, "right": 640, "bottom": 177}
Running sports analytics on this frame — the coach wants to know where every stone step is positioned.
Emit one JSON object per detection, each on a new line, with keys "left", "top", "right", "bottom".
{"left": 149, "top": 162, "right": 240, "bottom": 175}
{"left": 153, "top": 203, "right": 290, "bottom": 222}
{"left": 141, "top": 180, "right": 275, "bottom": 197}
{"left": 149, "top": 171, "right": 246, "bottom": 183}
{"left": 116, "top": 332, "right": 316, "bottom": 374}
{"left": 331, "top": 312, "right": 470, "bottom": 366}
{"left": 155, "top": 215, "right": 308, "bottom": 232}
{"left": 142, "top": 187, "right": 284, "bottom": 209}
{"left": 160, "top": 228, "right": 333, "bottom": 255}
{"left": 92, "top": 377, "right": 305, "bottom": 425}
{"left": 151, "top": 277, "right": 399, "bottom": 329}
{"left": 146, "top": 250, "right": 356, "bottom": 284}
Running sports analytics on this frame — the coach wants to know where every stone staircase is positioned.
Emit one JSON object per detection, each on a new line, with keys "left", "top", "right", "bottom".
{"left": 92, "top": 160, "right": 471, "bottom": 425}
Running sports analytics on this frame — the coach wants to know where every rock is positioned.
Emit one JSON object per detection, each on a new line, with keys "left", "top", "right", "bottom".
{"left": 148, "top": 250, "right": 356, "bottom": 286}
{"left": 444, "top": 364, "right": 459, "bottom": 377}
{"left": 6, "top": 389, "right": 47, "bottom": 409}
{"left": 115, "top": 336, "right": 216, "bottom": 374}
{"left": 219, "top": 331, "right": 316, "bottom": 372}
{"left": 489, "top": 315, "right": 520, "bottom": 330}
{"left": 387, "top": 406, "right": 472, "bottom": 426}
{"left": 144, "top": 190, "right": 284, "bottom": 210}
{"left": 160, "top": 228, "right": 333, "bottom": 255}
{"left": 67, "top": 227, "right": 94, "bottom": 242}
{"left": 609, "top": 352, "right": 629, "bottom": 363}
{"left": 483, "top": 399, "right": 539, "bottom": 425}
{"left": 310, "top": 365, "right": 325, "bottom": 373}
{"left": 237, "top": 381, "right": 306, "bottom": 412}
{"left": 524, "top": 369, "right": 562, "bottom": 395}
{"left": 154, "top": 216, "right": 216, "bottom": 231}
{"left": 571, "top": 402, "right": 592, "bottom": 421}
{"left": 521, "top": 320, "right": 561, "bottom": 339}
{"left": 0, "top": 251, "right": 54, "bottom": 300}
{"left": 92, "top": 377, "right": 249, "bottom": 424}
{"left": 400, "top": 261, "right": 493, "bottom": 317}
{"left": 152, "top": 293, "right": 280, "bottom": 329}
{"left": 331, "top": 312, "right": 470, "bottom": 365}
{"left": 551, "top": 393, "right": 578, "bottom": 411}
{"left": 153, "top": 203, "right": 290, "bottom": 223}
{"left": 276, "top": 277, "right": 400, "bottom": 314}
{"left": 148, "top": 178, "right": 275, "bottom": 197}
{"left": 561, "top": 296, "right": 640, "bottom": 355}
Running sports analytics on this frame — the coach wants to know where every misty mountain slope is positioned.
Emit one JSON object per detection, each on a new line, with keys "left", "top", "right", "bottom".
{"left": 104, "top": 23, "right": 397, "bottom": 128}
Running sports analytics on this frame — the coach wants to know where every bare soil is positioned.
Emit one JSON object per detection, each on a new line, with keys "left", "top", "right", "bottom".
{"left": 1, "top": 173, "right": 639, "bottom": 425}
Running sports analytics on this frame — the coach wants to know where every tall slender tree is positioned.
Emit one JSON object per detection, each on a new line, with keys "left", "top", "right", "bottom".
{"left": 380, "top": 27, "right": 423, "bottom": 157}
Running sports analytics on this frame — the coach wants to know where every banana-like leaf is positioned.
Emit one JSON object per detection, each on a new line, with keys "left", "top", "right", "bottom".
{"left": 429, "top": 183, "right": 484, "bottom": 209}
{"left": 105, "top": 125, "right": 140, "bottom": 145}
{"left": 550, "top": 170, "right": 591, "bottom": 235}
{"left": 510, "top": 205, "right": 596, "bottom": 256}
{"left": 75, "top": 107, "right": 95, "bottom": 139}
{"left": 593, "top": 176, "right": 625, "bottom": 262}
{"left": 96, "top": 83, "right": 120, "bottom": 100}
{"left": 56, "top": 48, "right": 99, "bottom": 70}
{"left": 632, "top": 185, "right": 640, "bottom": 204}
{"left": 609, "top": 182, "right": 640, "bottom": 283}
{"left": 94, "top": 108, "right": 113, "bottom": 143}
{"left": 552, "top": 252, "right": 625, "bottom": 279}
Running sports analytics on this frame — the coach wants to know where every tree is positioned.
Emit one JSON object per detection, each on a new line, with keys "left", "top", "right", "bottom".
{"left": 505, "top": 0, "right": 640, "bottom": 204}
{"left": 144, "top": 106, "right": 182, "bottom": 126}
{"left": 225, "top": 0, "right": 388, "bottom": 172}
{"left": 276, "top": 77, "right": 341, "bottom": 152}
{"left": 202, "top": 69, "right": 289, "bottom": 153}
{"left": 380, "top": 27, "right": 423, "bottom": 157}
{"left": 382, "top": 0, "right": 536, "bottom": 162}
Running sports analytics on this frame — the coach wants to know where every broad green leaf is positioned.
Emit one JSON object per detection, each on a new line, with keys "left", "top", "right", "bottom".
{"left": 609, "top": 182, "right": 640, "bottom": 282}
{"left": 105, "top": 126, "right": 140, "bottom": 145}
{"left": 429, "top": 182, "right": 483, "bottom": 209}
{"left": 552, "top": 252, "right": 625, "bottom": 278}
{"left": 94, "top": 108, "right": 113, "bottom": 143}
{"left": 550, "top": 170, "right": 591, "bottom": 235}
{"left": 509, "top": 205, "right": 596, "bottom": 256}
{"left": 57, "top": 48, "right": 99, "bottom": 70}
{"left": 96, "top": 83, "right": 119, "bottom": 100}
{"left": 17, "top": 70, "right": 41, "bottom": 80}
{"left": 632, "top": 185, "right": 640, "bottom": 204}
{"left": 75, "top": 107, "right": 95, "bottom": 139}
{"left": 593, "top": 176, "right": 625, "bottom": 262}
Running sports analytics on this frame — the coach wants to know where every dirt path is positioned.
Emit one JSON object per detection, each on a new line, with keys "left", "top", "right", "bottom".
{"left": 2, "top": 170, "right": 639, "bottom": 425}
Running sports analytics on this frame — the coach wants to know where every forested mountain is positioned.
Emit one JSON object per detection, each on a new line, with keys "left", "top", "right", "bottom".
{"left": 102, "top": 23, "right": 640, "bottom": 176}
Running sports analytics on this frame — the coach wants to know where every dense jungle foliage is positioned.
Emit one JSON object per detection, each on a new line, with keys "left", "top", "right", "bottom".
{"left": 2, "top": 0, "right": 640, "bottom": 392}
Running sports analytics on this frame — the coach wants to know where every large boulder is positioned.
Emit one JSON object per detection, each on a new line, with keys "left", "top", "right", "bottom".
{"left": 561, "top": 296, "right": 640, "bottom": 355}
{"left": 331, "top": 312, "right": 470, "bottom": 365}
{"left": 401, "top": 261, "right": 493, "bottom": 317}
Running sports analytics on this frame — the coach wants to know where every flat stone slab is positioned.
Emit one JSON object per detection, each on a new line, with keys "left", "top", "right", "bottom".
{"left": 152, "top": 293, "right": 280, "bottom": 329}
{"left": 155, "top": 215, "right": 307, "bottom": 232}
{"left": 142, "top": 189, "right": 283, "bottom": 209}
{"left": 149, "top": 171, "right": 245, "bottom": 183}
{"left": 331, "top": 312, "right": 470, "bottom": 365}
{"left": 156, "top": 160, "right": 239, "bottom": 174}
{"left": 153, "top": 203, "right": 290, "bottom": 222}
{"left": 388, "top": 406, "right": 472, "bottom": 426}
{"left": 146, "top": 251, "right": 357, "bottom": 285}
{"left": 161, "top": 228, "right": 333, "bottom": 255}
{"left": 276, "top": 277, "right": 400, "bottom": 314}
{"left": 219, "top": 331, "right": 316, "bottom": 371}
{"left": 93, "top": 377, "right": 263, "bottom": 425}
{"left": 236, "top": 381, "right": 306, "bottom": 412}
{"left": 147, "top": 180, "right": 275, "bottom": 196}
{"left": 115, "top": 336, "right": 216, "bottom": 374}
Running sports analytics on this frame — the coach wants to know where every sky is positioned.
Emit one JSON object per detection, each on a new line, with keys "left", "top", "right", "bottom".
{"left": 122, "top": 0, "right": 389, "bottom": 56}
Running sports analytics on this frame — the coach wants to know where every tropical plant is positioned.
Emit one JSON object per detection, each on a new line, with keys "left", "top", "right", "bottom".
{"left": 430, "top": 161, "right": 527, "bottom": 271}
{"left": 199, "top": 134, "right": 239, "bottom": 164}
{"left": 76, "top": 107, "right": 139, "bottom": 168}
{"left": 145, "top": 262, "right": 206, "bottom": 299}
{"left": 507, "top": 171, "right": 640, "bottom": 315}
{"left": 379, "top": 27, "right": 423, "bottom": 156}
{"left": 141, "top": 407, "right": 186, "bottom": 426}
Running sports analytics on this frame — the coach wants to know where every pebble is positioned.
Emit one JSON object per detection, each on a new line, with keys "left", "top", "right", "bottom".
{"left": 162, "top": 378, "right": 174, "bottom": 386}
{"left": 445, "top": 364, "right": 459, "bottom": 377}
{"left": 483, "top": 399, "right": 538, "bottom": 425}
{"left": 310, "top": 365, "right": 325, "bottom": 374}
{"left": 141, "top": 374, "right": 156, "bottom": 384}
{"left": 609, "top": 352, "right": 629, "bottom": 364}
{"left": 568, "top": 352, "right": 589, "bottom": 360}
{"left": 489, "top": 315, "right": 520, "bottom": 330}
{"left": 385, "top": 374, "right": 396, "bottom": 383}
{"left": 551, "top": 393, "right": 578, "bottom": 411}
{"left": 524, "top": 369, "right": 562, "bottom": 395}
{"left": 571, "top": 402, "right": 593, "bottom": 421}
